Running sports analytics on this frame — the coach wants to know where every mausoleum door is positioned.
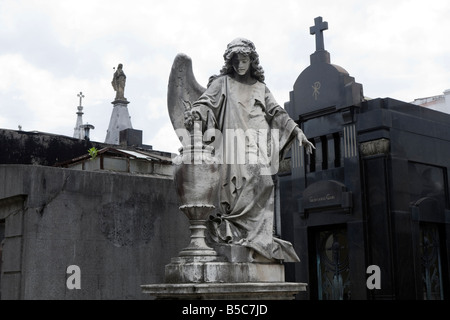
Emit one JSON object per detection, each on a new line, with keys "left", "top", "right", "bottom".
{"left": 410, "top": 196, "right": 448, "bottom": 300}
{"left": 418, "top": 222, "right": 446, "bottom": 300}
{"left": 313, "top": 225, "right": 352, "bottom": 300}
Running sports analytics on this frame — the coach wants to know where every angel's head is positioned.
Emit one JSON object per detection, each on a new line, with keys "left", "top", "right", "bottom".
{"left": 220, "top": 38, "right": 265, "bottom": 82}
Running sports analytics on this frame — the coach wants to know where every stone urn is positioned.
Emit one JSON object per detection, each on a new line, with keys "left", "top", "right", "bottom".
{"left": 173, "top": 140, "right": 220, "bottom": 257}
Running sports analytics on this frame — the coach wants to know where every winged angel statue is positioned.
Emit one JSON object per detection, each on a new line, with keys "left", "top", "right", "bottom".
{"left": 167, "top": 38, "right": 314, "bottom": 262}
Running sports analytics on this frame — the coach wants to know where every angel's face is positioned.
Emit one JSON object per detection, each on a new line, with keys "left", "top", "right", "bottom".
{"left": 232, "top": 53, "right": 251, "bottom": 76}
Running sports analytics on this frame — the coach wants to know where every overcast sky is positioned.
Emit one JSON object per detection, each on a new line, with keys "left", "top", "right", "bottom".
{"left": 1, "top": 0, "right": 449, "bottom": 153}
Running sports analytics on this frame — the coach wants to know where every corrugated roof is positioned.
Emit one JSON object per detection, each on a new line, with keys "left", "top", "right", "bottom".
{"left": 55, "top": 147, "right": 173, "bottom": 167}
{"left": 117, "top": 149, "right": 149, "bottom": 159}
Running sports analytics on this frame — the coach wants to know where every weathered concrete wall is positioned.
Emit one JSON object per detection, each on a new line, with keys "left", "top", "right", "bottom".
{"left": 0, "top": 164, "right": 189, "bottom": 300}
{"left": 0, "top": 129, "right": 106, "bottom": 166}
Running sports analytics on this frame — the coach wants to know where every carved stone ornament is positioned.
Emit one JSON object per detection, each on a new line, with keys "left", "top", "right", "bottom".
{"left": 359, "top": 138, "right": 390, "bottom": 157}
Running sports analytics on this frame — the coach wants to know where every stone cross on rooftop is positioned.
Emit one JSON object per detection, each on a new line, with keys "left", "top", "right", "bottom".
{"left": 77, "top": 91, "right": 85, "bottom": 107}
{"left": 310, "top": 16, "right": 328, "bottom": 51}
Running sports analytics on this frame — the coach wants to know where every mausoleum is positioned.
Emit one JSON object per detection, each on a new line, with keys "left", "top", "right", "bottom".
{"left": 280, "top": 17, "right": 450, "bottom": 300}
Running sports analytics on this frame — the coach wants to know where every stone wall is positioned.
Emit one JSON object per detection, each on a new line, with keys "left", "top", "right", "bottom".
{"left": 0, "top": 129, "right": 106, "bottom": 166}
{"left": 0, "top": 164, "right": 189, "bottom": 299}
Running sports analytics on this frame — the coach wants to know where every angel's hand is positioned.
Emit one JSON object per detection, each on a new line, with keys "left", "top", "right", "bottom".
{"left": 184, "top": 109, "right": 201, "bottom": 129}
{"left": 297, "top": 131, "right": 315, "bottom": 155}
{"left": 184, "top": 110, "right": 193, "bottom": 129}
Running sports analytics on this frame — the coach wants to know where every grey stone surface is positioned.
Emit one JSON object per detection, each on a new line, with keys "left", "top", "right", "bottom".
{"left": 0, "top": 195, "right": 25, "bottom": 224}
{"left": 165, "top": 257, "right": 285, "bottom": 283}
{"left": 105, "top": 102, "right": 133, "bottom": 145}
{"left": 141, "top": 282, "right": 307, "bottom": 300}
{"left": 2, "top": 236, "right": 22, "bottom": 272}
{"left": 5, "top": 210, "right": 23, "bottom": 238}
{"left": 0, "top": 164, "right": 189, "bottom": 300}
{"left": 1, "top": 273, "right": 21, "bottom": 300}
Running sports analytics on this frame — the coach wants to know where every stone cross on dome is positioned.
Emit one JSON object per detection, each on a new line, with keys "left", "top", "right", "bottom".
{"left": 285, "top": 16, "right": 364, "bottom": 119}
{"left": 77, "top": 91, "right": 85, "bottom": 107}
{"left": 74, "top": 91, "right": 85, "bottom": 139}
{"left": 310, "top": 16, "right": 328, "bottom": 52}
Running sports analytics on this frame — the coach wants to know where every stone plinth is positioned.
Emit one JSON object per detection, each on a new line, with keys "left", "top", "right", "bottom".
{"left": 105, "top": 100, "right": 133, "bottom": 145}
{"left": 141, "top": 282, "right": 307, "bottom": 300}
{"left": 142, "top": 244, "right": 307, "bottom": 300}
{"left": 165, "top": 257, "right": 285, "bottom": 284}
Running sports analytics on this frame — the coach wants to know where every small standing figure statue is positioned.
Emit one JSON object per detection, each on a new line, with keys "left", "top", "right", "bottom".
{"left": 111, "top": 63, "right": 127, "bottom": 101}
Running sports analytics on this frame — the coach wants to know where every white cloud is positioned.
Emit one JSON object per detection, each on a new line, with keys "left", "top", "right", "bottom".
{"left": 0, "top": 54, "right": 71, "bottom": 129}
{"left": 1, "top": 0, "right": 449, "bottom": 153}
{"left": 0, "top": 53, "right": 111, "bottom": 136}
{"left": 148, "top": 121, "right": 182, "bottom": 154}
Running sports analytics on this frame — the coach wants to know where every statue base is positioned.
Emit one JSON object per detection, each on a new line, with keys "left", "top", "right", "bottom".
{"left": 111, "top": 98, "right": 129, "bottom": 105}
{"left": 165, "top": 256, "right": 285, "bottom": 283}
{"left": 141, "top": 282, "right": 307, "bottom": 300}
{"left": 105, "top": 100, "right": 133, "bottom": 145}
{"left": 142, "top": 244, "right": 307, "bottom": 300}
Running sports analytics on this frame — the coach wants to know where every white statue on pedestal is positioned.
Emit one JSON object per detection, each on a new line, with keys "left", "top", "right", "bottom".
{"left": 111, "top": 63, "right": 127, "bottom": 101}
{"left": 168, "top": 38, "right": 314, "bottom": 263}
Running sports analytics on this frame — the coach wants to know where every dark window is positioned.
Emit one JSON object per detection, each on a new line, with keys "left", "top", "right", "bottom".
{"left": 307, "top": 132, "right": 342, "bottom": 173}
{"left": 420, "top": 223, "right": 444, "bottom": 300}
{"left": 409, "top": 162, "right": 448, "bottom": 210}
{"left": 316, "top": 227, "right": 351, "bottom": 300}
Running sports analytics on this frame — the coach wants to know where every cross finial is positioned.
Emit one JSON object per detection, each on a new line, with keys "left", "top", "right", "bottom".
{"left": 77, "top": 91, "right": 85, "bottom": 106}
{"left": 310, "top": 16, "right": 328, "bottom": 52}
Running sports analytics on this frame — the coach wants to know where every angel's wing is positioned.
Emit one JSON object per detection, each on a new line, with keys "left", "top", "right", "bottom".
{"left": 167, "top": 53, "right": 206, "bottom": 142}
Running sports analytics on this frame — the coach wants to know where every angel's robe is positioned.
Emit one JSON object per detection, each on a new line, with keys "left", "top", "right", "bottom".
{"left": 191, "top": 75, "right": 301, "bottom": 262}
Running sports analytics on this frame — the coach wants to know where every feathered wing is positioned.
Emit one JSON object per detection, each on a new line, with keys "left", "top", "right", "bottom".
{"left": 167, "top": 53, "right": 206, "bottom": 143}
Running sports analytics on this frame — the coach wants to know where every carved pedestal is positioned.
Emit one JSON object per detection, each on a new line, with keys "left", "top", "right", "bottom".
{"left": 142, "top": 143, "right": 307, "bottom": 299}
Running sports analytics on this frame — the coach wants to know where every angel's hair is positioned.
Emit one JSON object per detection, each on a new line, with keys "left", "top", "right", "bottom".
{"left": 208, "top": 38, "right": 265, "bottom": 87}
